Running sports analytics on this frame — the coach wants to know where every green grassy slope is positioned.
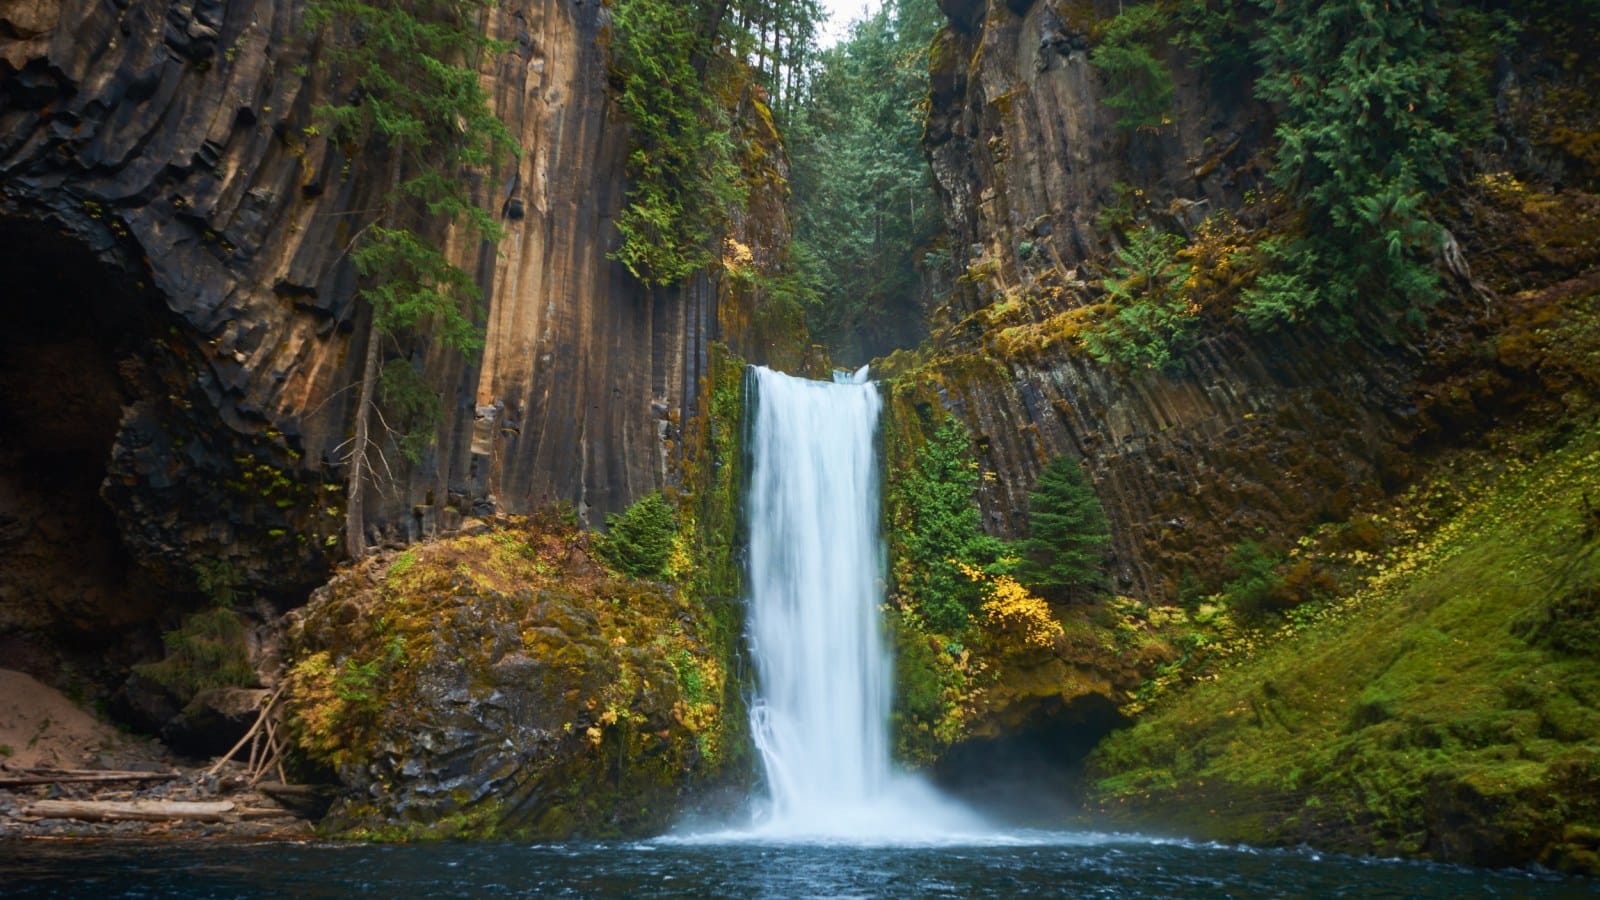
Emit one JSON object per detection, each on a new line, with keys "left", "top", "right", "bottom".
{"left": 1087, "top": 426, "right": 1600, "bottom": 873}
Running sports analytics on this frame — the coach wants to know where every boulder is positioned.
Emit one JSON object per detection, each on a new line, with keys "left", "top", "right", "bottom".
{"left": 280, "top": 518, "right": 746, "bottom": 839}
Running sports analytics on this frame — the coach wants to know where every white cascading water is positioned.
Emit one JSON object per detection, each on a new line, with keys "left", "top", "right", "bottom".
{"left": 743, "top": 365, "right": 984, "bottom": 842}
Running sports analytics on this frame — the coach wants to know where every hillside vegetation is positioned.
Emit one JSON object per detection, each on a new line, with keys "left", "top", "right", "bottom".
{"left": 1087, "top": 415, "right": 1600, "bottom": 872}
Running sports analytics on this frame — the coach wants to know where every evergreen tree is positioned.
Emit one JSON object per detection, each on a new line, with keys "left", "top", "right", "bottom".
{"left": 596, "top": 492, "right": 678, "bottom": 579}
{"left": 785, "top": 0, "right": 943, "bottom": 361}
{"left": 1092, "top": 4, "right": 1177, "bottom": 130}
{"left": 306, "top": 0, "right": 517, "bottom": 557}
{"left": 1241, "top": 0, "right": 1458, "bottom": 332}
{"left": 1015, "top": 454, "right": 1110, "bottom": 602}
{"left": 893, "top": 419, "right": 1006, "bottom": 632}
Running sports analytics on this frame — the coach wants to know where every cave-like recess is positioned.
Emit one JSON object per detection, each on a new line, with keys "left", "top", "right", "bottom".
{"left": 0, "top": 217, "right": 168, "bottom": 691}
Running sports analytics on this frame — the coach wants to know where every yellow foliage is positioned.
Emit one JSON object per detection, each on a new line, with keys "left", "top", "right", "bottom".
{"left": 722, "top": 237, "right": 755, "bottom": 276}
{"left": 981, "top": 577, "right": 1064, "bottom": 650}
{"left": 282, "top": 650, "right": 361, "bottom": 771}
{"left": 1176, "top": 210, "right": 1259, "bottom": 311}
{"left": 956, "top": 562, "right": 1064, "bottom": 650}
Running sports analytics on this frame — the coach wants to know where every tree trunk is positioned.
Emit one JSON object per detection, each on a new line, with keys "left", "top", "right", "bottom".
{"left": 344, "top": 145, "right": 405, "bottom": 560}
{"left": 344, "top": 329, "right": 381, "bottom": 558}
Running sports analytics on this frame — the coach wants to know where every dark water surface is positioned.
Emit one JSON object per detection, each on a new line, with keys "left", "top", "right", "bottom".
{"left": 2, "top": 832, "right": 1593, "bottom": 898}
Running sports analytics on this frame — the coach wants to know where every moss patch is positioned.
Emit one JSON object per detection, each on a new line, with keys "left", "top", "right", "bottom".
{"left": 1087, "top": 425, "right": 1600, "bottom": 873}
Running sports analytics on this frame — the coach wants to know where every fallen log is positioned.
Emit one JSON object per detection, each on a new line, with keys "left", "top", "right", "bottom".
{"left": 23, "top": 799, "right": 235, "bottom": 822}
{"left": 0, "top": 770, "right": 181, "bottom": 788}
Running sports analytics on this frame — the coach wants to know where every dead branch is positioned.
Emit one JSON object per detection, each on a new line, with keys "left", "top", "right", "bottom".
{"left": 206, "top": 684, "right": 287, "bottom": 778}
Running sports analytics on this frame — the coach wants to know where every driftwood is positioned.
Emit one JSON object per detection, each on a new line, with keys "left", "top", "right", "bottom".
{"left": 24, "top": 799, "right": 236, "bottom": 822}
{"left": 0, "top": 770, "right": 181, "bottom": 788}
{"left": 207, "top": 683, "right": 287, "bottom": 784}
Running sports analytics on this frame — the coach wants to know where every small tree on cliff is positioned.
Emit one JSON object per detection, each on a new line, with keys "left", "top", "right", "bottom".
{"left": 893, "top": 419, "right": 1006, "bottom": 633}
{"left": 306, "top": 0, "right": 516, "bottom": 557}
{"left": 1015, "top": 454, "right": 1110, "bottom": 602}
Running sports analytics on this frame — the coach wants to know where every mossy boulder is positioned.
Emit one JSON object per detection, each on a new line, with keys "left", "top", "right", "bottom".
{"left": 281, "top": 515, "right": 744, "bottom": 839}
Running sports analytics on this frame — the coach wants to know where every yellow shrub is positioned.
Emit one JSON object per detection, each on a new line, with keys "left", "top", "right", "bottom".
{"left": 957, "top": 562, "right": 1064, "bottom": 650}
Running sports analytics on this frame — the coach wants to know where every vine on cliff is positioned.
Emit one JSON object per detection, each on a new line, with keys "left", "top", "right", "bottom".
{"left": 606, "top": 0, "right": 832, "bottom": 288}
{"left": 606, "top": 0, "right": 743, "bottom": 286}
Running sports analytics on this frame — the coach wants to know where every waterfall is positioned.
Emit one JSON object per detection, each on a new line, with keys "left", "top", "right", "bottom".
{"left": 743, "top": 365, "right": 982, "bottom": 841}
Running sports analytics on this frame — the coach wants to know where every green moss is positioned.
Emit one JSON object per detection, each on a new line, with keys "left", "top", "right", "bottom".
{"left": 1087, "top": 426, "right": 1600, "bottom": 872}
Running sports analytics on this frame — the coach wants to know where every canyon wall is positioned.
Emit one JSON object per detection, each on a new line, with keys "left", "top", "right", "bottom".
{"left": 0, "top": 0, "right": 782, "bottom": 675}
{"left": 915, "top": 0, "right": 1599, "bottom": 600}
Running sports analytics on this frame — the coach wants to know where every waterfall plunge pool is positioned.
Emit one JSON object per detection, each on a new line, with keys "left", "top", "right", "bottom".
{"left": 2, "top": 836, "right": 1586, "bottom": 897}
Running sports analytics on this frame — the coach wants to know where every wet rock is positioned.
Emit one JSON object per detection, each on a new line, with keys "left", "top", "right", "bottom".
{"left": 938, "top": 0, "right": 986, "bottom": 32}
{"left": 257, "top": 782, "right": 337, "bottom": 819}
{"left": 112, "top": 671, "right": 184, "bottom": 737}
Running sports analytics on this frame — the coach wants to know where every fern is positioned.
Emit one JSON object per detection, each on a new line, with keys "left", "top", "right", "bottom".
{"left": 1084, "top": 226, "right": 1196, "bottom": 369}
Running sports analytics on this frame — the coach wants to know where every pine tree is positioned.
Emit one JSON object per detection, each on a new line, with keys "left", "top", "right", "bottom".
{"left": 1091, "top": 4, "right": 1176, "bottom": 131}
{"left": 305, "top": 0, "right": 517, "bottom": 557}
{"left": 596, "top": 493, "right": 678, "bottom": 579}
{"left": 1015, "top": 455, "right": 1110, "bottom": 602}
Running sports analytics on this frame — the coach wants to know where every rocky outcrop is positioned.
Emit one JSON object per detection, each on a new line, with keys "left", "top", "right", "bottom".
{"left": 914, "top": 0, "right": 1600, "bottom": 600}
{"left": 0, "top": 0, "right": 787, "bottom": 685}
{"left": 924, "top": 0, "right": 1267, "bottom": 320}
{"left": 281, "top": 515, "right": 744, "bottom": 839}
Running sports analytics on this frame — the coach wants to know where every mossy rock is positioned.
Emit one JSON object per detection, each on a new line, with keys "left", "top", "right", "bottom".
{"left": 281, "top": 516, "right": 746, "bottom": 840}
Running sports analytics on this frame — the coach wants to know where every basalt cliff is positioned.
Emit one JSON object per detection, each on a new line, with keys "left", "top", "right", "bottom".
{"left": 0, "top": 0, "right": 789, "bottom": 688}
{"left": 914, "top": 0, "right": 1599, "bottom": 600}
{"left": 902, "top": 0, "right": 1600, "bottom": 872}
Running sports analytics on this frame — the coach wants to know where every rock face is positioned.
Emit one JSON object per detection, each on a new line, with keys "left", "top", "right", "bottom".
{"left": 0, "top": 0, "right": 784, "bottom": 679}
{"left": 924, "top": 0, "right": 1267, "bottom": 319}
{"left": 914, "top": 0, "right": 1600, "bottom": 600}
{"left": 281, "top": 516, "right": 744, "bottom": 839}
